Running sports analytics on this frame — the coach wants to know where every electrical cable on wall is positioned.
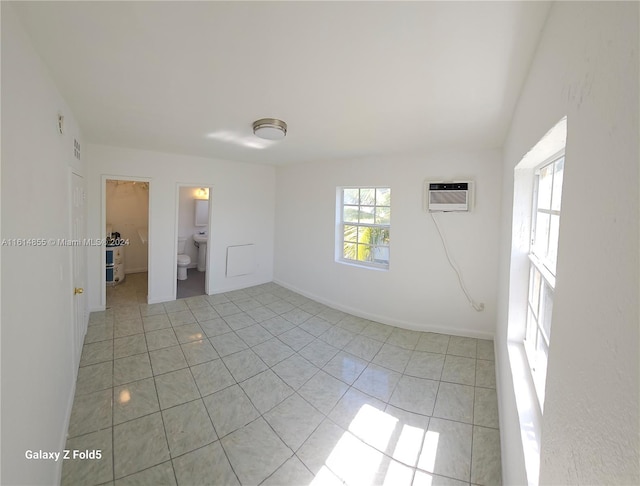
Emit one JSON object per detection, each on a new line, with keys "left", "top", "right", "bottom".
{"left": 430, "top": 213, "right": 485, "bottom": 312}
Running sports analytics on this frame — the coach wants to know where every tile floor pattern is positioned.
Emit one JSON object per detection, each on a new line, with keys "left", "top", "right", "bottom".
{"left": 65, "top": 282, "right": 501, "bottom": 486}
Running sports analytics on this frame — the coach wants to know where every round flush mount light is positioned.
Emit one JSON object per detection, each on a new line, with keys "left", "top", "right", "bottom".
{"left": 252, "top": 118, "right": 287, "bottom": 140}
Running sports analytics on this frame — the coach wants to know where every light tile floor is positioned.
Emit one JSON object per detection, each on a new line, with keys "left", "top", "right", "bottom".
{"left": 65, "top": 282, "right": 501, "bottom": 485}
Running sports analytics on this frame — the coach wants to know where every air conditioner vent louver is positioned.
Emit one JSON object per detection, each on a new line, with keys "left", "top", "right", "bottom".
{"left": 425, "top": 181, "right": 472, "bottom": 212}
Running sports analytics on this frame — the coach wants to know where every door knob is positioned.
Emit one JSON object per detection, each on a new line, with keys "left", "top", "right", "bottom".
{"left": 74, "top": 287, "right": 84, "bottom": 295}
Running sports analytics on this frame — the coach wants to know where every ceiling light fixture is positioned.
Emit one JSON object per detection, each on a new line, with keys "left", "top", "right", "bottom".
{"left": 252, "top": 118, "right": 287, "bottom": 140}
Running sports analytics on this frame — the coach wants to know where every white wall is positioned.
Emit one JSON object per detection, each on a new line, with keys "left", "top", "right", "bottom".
{"left": 497, "top": 2, "right": 639, "bottom": 484}
{"left": 87, "top": 144, "right": 275, "bottom": 309}
{"left": 105, "top": 180, "right": 149, "bottom": 273}
{"left": 1, "top": 4, "right": 87, "bottom": 484}
{"left": 274, "top": 150, "right": 502, "bottom": 338}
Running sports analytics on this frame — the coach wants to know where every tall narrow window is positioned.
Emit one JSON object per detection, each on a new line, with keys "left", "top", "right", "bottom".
{"left": 338, "top": 187, "right": 390, "bottom": 268}
{"left": 525, "top": 153, "right": 564, "bottom": 407}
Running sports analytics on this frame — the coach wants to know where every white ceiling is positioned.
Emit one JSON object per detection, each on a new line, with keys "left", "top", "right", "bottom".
{"left": 11, "top": 1, "right": 550, "bottom": 165}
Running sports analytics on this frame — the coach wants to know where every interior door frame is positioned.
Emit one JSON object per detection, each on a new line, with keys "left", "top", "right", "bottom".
{"left": 100, "top": 175, "right": 152, "bottom": 307}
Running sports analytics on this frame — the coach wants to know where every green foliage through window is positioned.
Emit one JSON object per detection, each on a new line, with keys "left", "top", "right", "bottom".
{"left": 339, "top": 187, "right": 390, "bottom": 267}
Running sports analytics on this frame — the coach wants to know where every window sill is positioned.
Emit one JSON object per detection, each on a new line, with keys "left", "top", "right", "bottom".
{"left": 507, "top": 341, "right": 543, "bottom": 486}
{"left": 336, "top": 259, "right": 389, "bottom": 272}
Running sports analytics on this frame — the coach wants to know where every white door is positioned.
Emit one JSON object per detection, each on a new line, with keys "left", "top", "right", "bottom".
{"left": 71, "top": 172, "right": 86, "bottom": 366}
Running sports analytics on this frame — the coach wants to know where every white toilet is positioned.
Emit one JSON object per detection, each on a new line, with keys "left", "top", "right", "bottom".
{"left": 177, "top": 237, "right": 191, "bottom": 280}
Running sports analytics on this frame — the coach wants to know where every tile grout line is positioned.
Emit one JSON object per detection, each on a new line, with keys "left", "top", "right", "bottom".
{"left": 144, "top": 319, "right": 179, "bottom": 484}
{"left": 76, "top": 282, "right": 499, "bottom": 485}
{"left": 197, "top": 377, "right": 243, "bottom": 486}
{"left": 110, "top": 328, "right": 116, "bottom": 485}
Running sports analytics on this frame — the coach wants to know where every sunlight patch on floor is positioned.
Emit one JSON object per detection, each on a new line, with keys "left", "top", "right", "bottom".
{"left": 417, "top": 430, "right": 440, "bottom": 472}
{"left": 312, "top": 403, "right": 439, "bottom": 485}
{"left": 392, "top": 423, "right": 427, "bottom": 467}
{"left": 348, "top": 404, "right": 398, "bottom": 451}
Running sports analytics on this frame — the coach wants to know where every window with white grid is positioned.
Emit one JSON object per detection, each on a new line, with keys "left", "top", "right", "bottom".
{"left": 525, "top": 153, "right": 564, "bottom": 407}
{"left": 338, "top": 187, "right": 390, "bottom": 269}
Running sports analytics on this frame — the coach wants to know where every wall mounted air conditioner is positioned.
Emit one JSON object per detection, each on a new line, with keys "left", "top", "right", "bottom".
{"left": 425, "top": 181, "right": 473, "bottom": 212}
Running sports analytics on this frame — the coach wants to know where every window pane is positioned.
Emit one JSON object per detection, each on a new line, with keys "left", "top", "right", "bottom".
{"left": 359, "top": 206, "right": 375, "bottom": 224}
{"left": 357, "top": 226, "right": 371, "bottom": 244}
{"left": 537, "top": 164, "right": 553, "bottom": 210}
{"left": 525, "top": 307, "right": 537, "bottom": 348}
{"left": 551, "top": 158, "right": 564, "bottom": 211}
{"left": 343, "top": 242, "right": 356, "bottom": 260}
{"left": 343, "top": 205, "right": 359, "bottom": 223}
{"left": 528, "top": 265, "right": 535, "bottom": 304}
{"left": 357, "top": 244, "right": 373, "bottom": 262}
{"left": 533, "top": 211, "right": 550, "bottom": 258}
{"left": 540, "top": 281, "right": 553, "bottom": 342}
{"left": 370, "top": 227, "right": 389, "bottom": 245}
{"left": 529, "top": 265, "right": 541, "bottom": 317}
{"left": 376, "top": 188, "right": 391, "bottom": 206}
{"left": 533, "top": 329, "right": 549, "bottom": 397}
{"left": 535, "top": 329, "right": 549, "bottom": 377}
{"left": 536, "top": 330, "right": 549, "bottom": 361}
{"left": 360, "top": 188, "right": 375, "bottom": 206}
{"left": 344, "top": 188, "right": 359, "bottom": 205}
{"left": 338, "top": 187, "right": 391, "bottom": 268}
{"left": 375, "top": 206, "right": 390, "bottom": 224}
{"left": 547, "top": 214, "right": 560, "bottom": 273}
{"left": 344, "top": 225, "right": 357, "bottom": 243}
{"left": 373, "top": 246, "right": 389, "bottom": 265}
{"left": 378, "top": 227, "right": 390, "bottom": 245}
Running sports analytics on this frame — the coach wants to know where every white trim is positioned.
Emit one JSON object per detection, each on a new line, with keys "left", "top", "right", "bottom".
{"left": 147, "top": 294, "right": 179, "bottom": 305}
{"left": 529, "top": 153, "right": 564, "bottom": 278}
{"left": 273, "top": 278, "right": 495, "bottom": 340}
{"left": 507, "top": 341, "right": 542, "bottom": 486}
{"left": 60, "top": 168, "right": 87, "bottom": 485}
{"left": 517, "top": 118, "right": 567, "bottom": 170}
{"left": 528, "top": 253, "right": 556, "bottom": 290}
{"left": 506, "top": 116, "right": 567, "bottom": 486}
{"left": 335, "top": 259, "right": 390, "bottom": 272}
{"left": 336, "top": 186, "right": 391, "bottom": 269}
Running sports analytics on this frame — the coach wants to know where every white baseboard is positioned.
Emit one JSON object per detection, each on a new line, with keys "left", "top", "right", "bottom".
{"left": 273, "top": 279, "right": 495, "bottom": 340}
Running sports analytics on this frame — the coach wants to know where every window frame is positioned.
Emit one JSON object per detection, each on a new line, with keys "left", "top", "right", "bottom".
{"left": 524, "top": 151, "right": 564, "bottom": 409}
{"left": 336, "top": 186, "right": 391, "bottom": 270}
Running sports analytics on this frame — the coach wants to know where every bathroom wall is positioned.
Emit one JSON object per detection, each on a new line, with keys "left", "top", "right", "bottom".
{"left": 177, "top": 186, "right": 206, "bottom": 268}
{"left": 105, "top": 180, "right": 149, "bottom": 273}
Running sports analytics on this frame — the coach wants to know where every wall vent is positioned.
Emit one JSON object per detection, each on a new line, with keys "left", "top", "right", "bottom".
{"left": 74, "top": 139, "right": 81, "bottom": 160}
{"left": 424, "top": 181, "right": 473, "bottom": 212}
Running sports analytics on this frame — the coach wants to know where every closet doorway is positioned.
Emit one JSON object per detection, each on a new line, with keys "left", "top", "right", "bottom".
{"left": 103, "top": 178, "right": 150, "bottom": 307}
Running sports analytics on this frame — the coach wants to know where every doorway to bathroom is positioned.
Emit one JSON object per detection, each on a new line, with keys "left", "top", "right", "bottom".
{"left": 104, "top": 178, "right": 150, "bottom": 308}
{"left": 175, "top": 185, "right": 211, "bottom": 299}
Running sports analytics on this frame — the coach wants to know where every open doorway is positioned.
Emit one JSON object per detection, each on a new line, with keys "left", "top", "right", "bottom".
{"left": 103, "top": 178, "right": 150, "bottom": 307}
{"left": 175, "top": 185, "right": 211, "bottom": 299}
